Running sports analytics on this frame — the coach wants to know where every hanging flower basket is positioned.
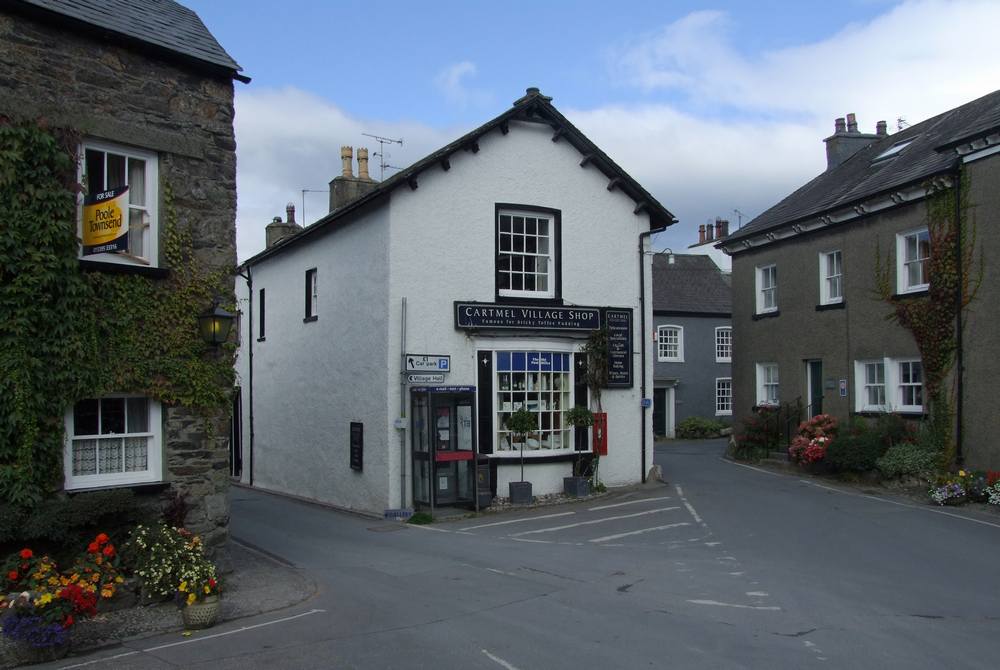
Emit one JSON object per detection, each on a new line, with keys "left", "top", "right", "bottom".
{"left": 181, "top": 595, "right": 220, "bottom": 630}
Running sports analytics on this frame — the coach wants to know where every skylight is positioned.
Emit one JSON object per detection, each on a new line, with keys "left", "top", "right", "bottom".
{"left": 873, "top": 139, "right": 915, "bottom": 161}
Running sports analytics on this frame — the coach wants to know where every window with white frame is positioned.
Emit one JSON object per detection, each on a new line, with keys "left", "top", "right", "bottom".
{"left": 854, "top": 358, "right": 924, "bottom": 413}
{"left": 716, "top": 378, "right": 732, "bottom": 416}
{"left": 81, "top": 140, "right": 158, "bottom": 266}
{"left": 715, "top": 327, "right": 732, "bottom": 362}
{"left": 64, "top": 396, "right": 162, "bottom": 489}
{"left": 756, "top": 363, "right": 779, "bottom": 406}
{"left": 657, "top": 325, "right": 684, "bottom": 362}
{"left": 896, "top": 228, "right": 930, "bottom": 293}
{"left": 495, "top": 351, "right": 573, "bottom": 452}
{"left": 305, "top": 268, "right": 318, "bottom": 319}
{"left": 497, "top": 209, "right": 555, "bottom": 298}
{"left": 820, "top": 250, "right": 843, "bottom": 304}
{"left": 756, "top": 264, "right": 777, "bottom": 313}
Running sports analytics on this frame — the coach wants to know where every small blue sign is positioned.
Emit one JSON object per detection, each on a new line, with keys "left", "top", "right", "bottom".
{"left": 641, "top": 398, "right": 652, "bottom": 408}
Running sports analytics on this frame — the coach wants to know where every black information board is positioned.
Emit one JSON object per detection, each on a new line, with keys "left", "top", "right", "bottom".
{"left": 349, "top": 422, "right": 363, "bottom": 471}
{"left": 605, "top": 308, "right": 633, "bottom": 388}
{"left": 455, "top": 302, "right": 601, "bottom": 331}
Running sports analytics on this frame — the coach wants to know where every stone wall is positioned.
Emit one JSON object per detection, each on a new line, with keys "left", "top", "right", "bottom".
{"left": 0, "top": 10, "right": 238, "bottom": 546}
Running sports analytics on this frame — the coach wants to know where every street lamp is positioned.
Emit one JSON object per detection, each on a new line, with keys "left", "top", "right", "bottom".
{"left": 198, "top": 303, "right": 235, "bottom": 346}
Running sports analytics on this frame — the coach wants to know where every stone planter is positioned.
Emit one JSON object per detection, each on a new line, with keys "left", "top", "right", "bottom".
{"left": 563, "top": 476, "right": 590, "bottom": 497}
{"left": 17, "top": 641, "right": 70, "bottom": 665}
{"left": 182, "top": 595, "right": 220, "bottom": 630}
{"left": 508, "top": 481, "right": 533, "bottom": 505}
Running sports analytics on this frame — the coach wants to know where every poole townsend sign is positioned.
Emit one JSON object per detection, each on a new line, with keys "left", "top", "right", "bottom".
{"left": 82, "top": 186, "right": 129, "bottom": 255}
{"left": 455, "top": 302, "right": 601, "bottom": 331}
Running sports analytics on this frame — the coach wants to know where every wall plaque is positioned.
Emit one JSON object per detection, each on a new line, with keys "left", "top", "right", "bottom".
{"left": 350, "top": 422, "right": 363, "bottom": 471}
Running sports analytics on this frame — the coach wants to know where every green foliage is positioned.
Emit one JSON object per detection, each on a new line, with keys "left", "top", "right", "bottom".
{"left": 122, "top": 524, "right": 211, "bottom": 600}
{"left": 827, "top": 414, "right": 916, "bottom": 473}
{"left": 0, "top": 120, "right": 234, "bottom": 509}
{"left": 564, "top": 406, "right": 595, "bottom": 428}
{"left": 505, "top": 408, "right": 537, "bottom": 437}
{"left": 876, "top": 443, "right": 939, "bottom": 480}
{"left": 732, "top": 407, "right": 780, "bottom": 460}
{"left": 406, "top": 512, "right": 433, "bottom": 525}
{"left": 581, "top": 327, "right": 609, "bottom": 411}
{"left": 676, "top": 417, "right": 726, "bottom": 439}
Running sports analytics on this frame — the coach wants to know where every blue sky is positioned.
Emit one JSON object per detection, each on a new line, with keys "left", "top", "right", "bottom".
{"left": 183, "top": 1, "right": 1000, "bottom": 265}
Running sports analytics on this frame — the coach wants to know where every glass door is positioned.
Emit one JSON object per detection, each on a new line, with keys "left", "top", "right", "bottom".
{"left": 411, "top": 392, "right": 431, "bottom": 506}
{"left": 411, "top": 388, "right": 476, "bottom": 508}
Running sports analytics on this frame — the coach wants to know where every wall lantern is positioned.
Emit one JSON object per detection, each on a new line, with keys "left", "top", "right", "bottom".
{"left": 198, "top": 303, "right": 235, "bottom": 346}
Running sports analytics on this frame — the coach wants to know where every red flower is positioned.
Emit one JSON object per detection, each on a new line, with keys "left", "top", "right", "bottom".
{"left": 87, "top": 542, "right": 100, "bottom": 554}
{"left": 208, "top": 578, "right": 216, "bottom": 588}
{"left": 63, "top": 615, "right": 74, "bottom": 629}
{"left": 19, "top": 548, "right": 32, "bottom": 560}
{"left": 102, "top": 544, "right": 116, "bottom": 558}
{"left": 95, "top": 533, "right": 109, "bottom": 545}
{"left": 7, "top": 570, "right": 18, "bottom": 581}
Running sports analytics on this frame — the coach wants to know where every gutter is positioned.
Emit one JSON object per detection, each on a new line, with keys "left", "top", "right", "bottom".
{"left": 638, "top": 223, "right": 672, "bottom": 483}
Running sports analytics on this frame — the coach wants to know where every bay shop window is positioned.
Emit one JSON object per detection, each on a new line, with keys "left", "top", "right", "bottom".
{"left": 495, "top": 351, "right": 574, "bottom": 452}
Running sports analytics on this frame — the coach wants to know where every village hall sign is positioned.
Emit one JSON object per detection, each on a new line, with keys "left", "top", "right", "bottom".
{"left": 454, "top": 302, "right": 601, "bottom": 331}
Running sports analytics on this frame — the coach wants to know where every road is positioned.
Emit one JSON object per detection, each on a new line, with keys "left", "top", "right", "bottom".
{"left": 49, "top": 439, "right": 1000, "bottom": 669}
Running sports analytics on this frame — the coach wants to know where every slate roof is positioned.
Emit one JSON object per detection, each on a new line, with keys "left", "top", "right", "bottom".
{"left": 244, "top": 88, "right": 677, "bottom": 267}
{"left": 13, "top": 0, "right": 244, "bottom": 79}
{"left": 651, "top": 254, "right": 731, "bottom": 315}
{"left": 725, "top": 88, "right": 1000, "bottom": 245}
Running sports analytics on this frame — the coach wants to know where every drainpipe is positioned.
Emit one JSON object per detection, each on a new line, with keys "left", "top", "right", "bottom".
{"left": 399, "top": 297, "right": 408, "bottom": 509}
{"left": 236, "top": 265, "right": 254, "bottom": 486}
{"left": 638, "top": 223, "right": 670, "bottom": 483}
{"left": 952, "top": 160, "right": 964, "bottom": 466}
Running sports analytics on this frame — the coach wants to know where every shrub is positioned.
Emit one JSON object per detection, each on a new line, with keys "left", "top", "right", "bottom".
{"left": 676, "top": 417, "right": 725, "bottom": 439}
{"left": 732, "top": 408, "right": 779, "bottom": 460}
{"left": 123, "top": 524, "right": 212, "bottom": 600}
{"left": 876, "top": 443, "right": 938, "bottom": 479}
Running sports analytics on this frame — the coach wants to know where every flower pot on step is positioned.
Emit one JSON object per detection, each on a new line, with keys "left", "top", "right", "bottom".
{"left": 508, "top": 481, "right": 533, "bottom": 505}
{"left": 182, "top": 595, "right": 220, "bottom": 630}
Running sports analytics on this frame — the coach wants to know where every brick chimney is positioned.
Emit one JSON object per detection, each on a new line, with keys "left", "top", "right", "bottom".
{"left": 824, "top": 113, "right": 880, "bottom": 170}
{"left": 698, "top": 224, "right": 705, "bottom": 244}
{"left": 705, "top": 222, "right": 714, "bottom": 242}
{"left": 265, "top": 202, "right": 303, "bottom": 249}
{"left": 329, "top": 145, "right": 379, "bottom": 212}
{"left": 876, "top": 120, "right": 888, "bottom": 136}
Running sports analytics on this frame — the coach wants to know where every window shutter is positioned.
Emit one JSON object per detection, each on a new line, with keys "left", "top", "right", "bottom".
{"left": 477, "top": 351, "right": 493, "bottom": 454}
{"left": 574, "top": 352, "right": 588, "bottom": 451}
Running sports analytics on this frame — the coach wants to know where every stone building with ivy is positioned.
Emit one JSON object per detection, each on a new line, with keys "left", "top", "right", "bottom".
{"left": 719, "top": 91, "right": 1000, "bottom": 470}
{"left": 0, "top": 0, "right": 246, "bottom": 547}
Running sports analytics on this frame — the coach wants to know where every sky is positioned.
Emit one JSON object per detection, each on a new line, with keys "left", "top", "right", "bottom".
{"left": 182, "top": 0, "right": 1000, "bottom": 268}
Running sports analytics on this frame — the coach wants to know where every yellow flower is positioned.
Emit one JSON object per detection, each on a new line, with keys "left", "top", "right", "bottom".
{"left": 959, "top": 470, "right": 967, "bottom": 477}
{"left": 203, "top": 585, "right": 210, "bottom": 594}
{"left": 101, "top": 588, "right": 113, "bottom": 599}
{"left": 179, "top": 581, "right": 188, "bottom": 592}
{"left": 186, "top": 593, "right": 196, "bottom": 606}
{"left": 90, "top": 573, "right": 100, "bottom": 583}
{"left": 48, "top": 577, "right": 59, "bottom": 586}
{"left": 35, "top": 593, "right": 53, "bottom": 606}
{"left": 70, "top": 573, "right": 79, "bottom": 583}
{"left": 114, "top": 576, "right": 124, "bottom": 584}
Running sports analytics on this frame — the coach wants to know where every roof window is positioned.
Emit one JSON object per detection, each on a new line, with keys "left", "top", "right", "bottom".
{"left": 873, "top": 139, "right": 915, "bottom": 162}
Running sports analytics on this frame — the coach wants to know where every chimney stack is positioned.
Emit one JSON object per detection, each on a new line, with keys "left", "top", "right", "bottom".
{"left": 824, "top": 113, "right": 880, "bottom": 170}
{"left": 705, "top": 223, "right": 714, "bottom": 241}
{"left": 876, "top": 120, "right": 888, "bottom": 136}
{"left": 341, "top": 146, "right": 354, "bottom": 177}
{"left": 329, "top": 145, "right": 379, "bottom": 213}
{"left": 265, "top": 206, "right": 303, "bottom": 249}
{"left": 698, "top": 224, "right": 705, "bottom": 244}
{"left": 357, "top": 147, "right": 372, "bottom": 182}
{"left": 285, "top": 202, "right": 295, "bottom": 224}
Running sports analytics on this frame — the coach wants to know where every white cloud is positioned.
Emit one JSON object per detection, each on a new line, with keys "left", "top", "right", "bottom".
{"left": 434, "top": 61, "right": 493, "bottom": 108}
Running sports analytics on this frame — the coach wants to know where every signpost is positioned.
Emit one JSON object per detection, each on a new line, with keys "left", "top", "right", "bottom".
{"left": 407, "top": 373, "right": 445, "bottom": 384}
{"left": 405, "top": 354, "right": 450, "bottom": 373}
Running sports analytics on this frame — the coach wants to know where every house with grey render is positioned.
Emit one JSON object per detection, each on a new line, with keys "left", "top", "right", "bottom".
{"left": 235, "top": 88, "right": 677, "bottom": 516}
{"left": 651, "top": 253, "right": 732, "bottom": 437}
{"left": 718, "top": 91, "right": 1000, "bottom": 470}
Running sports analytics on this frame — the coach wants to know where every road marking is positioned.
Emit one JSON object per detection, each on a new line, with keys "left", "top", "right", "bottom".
{"left": 459, "top": 511, "right": 575, "bottom": 531}
{"left": 687, "top": 599, "right": 781, "bottom": 611}
{"left": 485, "top": 567, "right": 520, "bottom": 577}
{"left": 674, "top": 485, "right": 705, "bottom": 525}
{"left": 746, "top": 591, "right": 769, "bottom": 597}
{"left": 58, "top": 609, "right": 328, "bottom": 668}
{"left": 721, "top": 458, "right": 783, "bottom": 476}
{"left": 406, "top": 523, "right": 453, "bottom": 533}
{"left": 588, "top": 521, "right": 692, "bottom": 543}
{"left": 588, "top": 496, "right": 672, "bottom": 511}
{"left": 511, "top": 537, "right": 555, "bottom": 544}
{"left": 510, "top": 507, "right": 680, "bottom": 537}
{"left": 798, "top": 479, "right": 1000, "bottom": 530}
{"left": 482, "top": 649, "right": 522, "bottom": 670}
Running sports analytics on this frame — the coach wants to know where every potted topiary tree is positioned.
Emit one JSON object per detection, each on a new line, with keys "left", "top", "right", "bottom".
{"left": 563, "top": 406, "right": 594, "bottom": 496}
{"left": 505, "top": 408, "right": 537, "bottom": 505}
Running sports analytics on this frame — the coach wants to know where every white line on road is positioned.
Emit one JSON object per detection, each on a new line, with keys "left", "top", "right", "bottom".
{"left": 510, "top": 507, "right": 680, "bottom": 537}
{"left": 482, "top": 649, "right": 522, "bottom": 670}
{"left": 406, "top": 523, "right": 453, "bottom": 533}
{"left": 485, "top": 567, "right": 520, "bottom": 577}
{"left": 746, "top": 591, "right": 769, "bottom": 597}
{"left": 459, "top": 511, "right": 575, "bottom": 531}
{"left": 588, "top": 496, "right": 672, "bottom": 511}
{"left": 721, "top": 458, "right": 783, "bottom": 476}
{"left": 674, "top": 485, "right": 705, "bottom": 526}
{"left": 58, "top": 609, "right": 328, "bottom": 668}
{"left": 686, "top": 599, "right": 781, "bottom": 611}
{"left": 588, "top": 521, "right": 691, "bottom": 543}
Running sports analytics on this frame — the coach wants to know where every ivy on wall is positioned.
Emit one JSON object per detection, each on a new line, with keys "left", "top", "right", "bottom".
{"left": 875, "top": 170, "right": 982, "bottom": 465}
{"left": 0, "top": 119, "right": 234, "bottom": 508}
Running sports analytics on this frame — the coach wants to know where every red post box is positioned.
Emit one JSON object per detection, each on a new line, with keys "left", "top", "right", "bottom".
{"left": 592, "top": 412, "right": 608, "bottom": 456}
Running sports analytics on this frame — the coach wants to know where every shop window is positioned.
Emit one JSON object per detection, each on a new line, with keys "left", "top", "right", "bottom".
{"left": 495, "top": 351, "right": 573, "bottom": 452}
{"left": 496, "top": 207, "right": 558, "bottom": 299}
{"left": 657, "top": 325, "right": 684, "bottom": 362}
{"left": 64, "top": 396, "right": 162, "bottom": 490}
{"left": 80, "top": 140, "right": 158, "bottom": 267}
{"left": 715, "top": 327, "right": 732, "bottom": 362}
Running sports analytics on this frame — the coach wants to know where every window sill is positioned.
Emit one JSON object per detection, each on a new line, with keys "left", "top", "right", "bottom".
{"left": 891, "top": 289, "right": 929, "bottom": 300}
{"left": 303, "top": 315, "right": 318, "bottom": 323}
{"left": 488, "top": 452, "right": 579, "bottom": 464}
{"left": 716, "top": 358, "right": 732, "bottom": 364}
{"left": 815, "top": 301, "right": 845, "bottom": 311}
{"left": 715, "top": 412, "right": 732, "bottom": 417}
{"left": 65, "top": 481, "right": 170, "bottom": 495}
{"left": 752, "top": 310, "right": 780, "bottom": 321}
{"left": 79, "top": 259, "right": 170, "bottom": 279}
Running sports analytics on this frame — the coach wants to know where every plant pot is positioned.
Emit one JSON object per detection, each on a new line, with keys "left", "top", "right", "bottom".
{"left": 477, "top": 491, "right": 493, "bottom": 509}
{"left": 182, "top": 594, "right": 220, "bottom": 630}
{"left": 508, "top": 481, "right": 533, "bottom": 505}
{"left": 563, "top": 476, "right": 590, "bottom": 498}
{"left": 18, "top": 640, "right": 70, "bottom": 664}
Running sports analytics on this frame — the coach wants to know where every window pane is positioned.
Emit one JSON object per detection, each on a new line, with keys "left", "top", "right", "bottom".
{"left": 538, "top": 220, "right": 548, "bottom": 236}
{"left": 538, "top": 238, "right": 548, "bottom": 255}
{"left": 128, "top": 159, "right": 146, "bottom": 206}
{"left": 106, "top": 153, "right": 126, "bottom": 190}
{"left": 72, "top": 439, "right": 98, "bottom": 476}
{"left": 85, "top": 150, "right": 104, "bottom": 195}
{"left": 513, "top": 236, "right": 524, "bottom": 253}
{"left": 499, "top": 215, "right": 511, "bottom": 232}
{"left": 537, "top": 276, "right": 547, "bottom": 291}
{"left": 101, "top": 398, "right": 125, "bottom": 434}
{"left": 500, "top": 234, "right": 511, "bottom": 252}
{"left": 512, "top": 217, "right": 524, "bottom": 234}
{"left": 74, "top": 399, "right": 99, "bottom": 435}
{"left": 124, "top": 436, "right": 149, "bottom": 472}
{"left": 127, "top": 397, "right": 149, "bottom": 433}
{"left": 525, "top": 218, "right": 536, "bottom": 235}
{"left": 128, "top": 209, "right": 146, "bottom": 258}
{"left": 98, "top": 437, "right": 123, "bottom": 473}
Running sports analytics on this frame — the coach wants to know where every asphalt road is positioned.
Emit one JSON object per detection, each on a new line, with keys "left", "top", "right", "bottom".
{"left": 47, "top": 439, "right": 1000, "bottom": 669}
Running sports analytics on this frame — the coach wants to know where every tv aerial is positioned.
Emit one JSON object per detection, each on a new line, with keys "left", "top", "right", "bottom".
{"left": 362, "top": 133, "right": 403, "bottom": 181}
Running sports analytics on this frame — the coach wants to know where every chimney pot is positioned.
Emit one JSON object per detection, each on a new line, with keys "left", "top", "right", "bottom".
{"left": 876, "top": 120, "right": 888, "bottom": 136}
{"left": 705, "top": 224, "right": 714, "bottom": 241}
{"left": 286, "top": 202, "right": 295, "bottom": 224}
{"left": 357, "top": 147, "right": 371, "bottom": 181}
{"left": 715, "top": 219, "right": 723, "bottom": 239}
{"left": 721, "top": 219, "right": 729, "bottom": 237}
{"left": 846, "top": 113, "right": 858, "bottom": 133}
{"left": 698, "top": 224, "right": 705, "bottom": 244}
{"left": 341, "top": 146, "right": 354, "bottom": 178}
{"left": 834, "top": 117, "right": 847, "bottom": 133}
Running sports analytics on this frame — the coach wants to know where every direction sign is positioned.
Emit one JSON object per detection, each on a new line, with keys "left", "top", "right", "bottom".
{"left": 407, "top": 373, "right": 445, "bottom": 384}
{"left": 405, "top": 354, "right": 450, "bottom": 373}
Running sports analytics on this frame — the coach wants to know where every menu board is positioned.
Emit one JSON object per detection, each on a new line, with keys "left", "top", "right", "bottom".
{"left": 605, "top": 309, "right": 633, "bottom": 388}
